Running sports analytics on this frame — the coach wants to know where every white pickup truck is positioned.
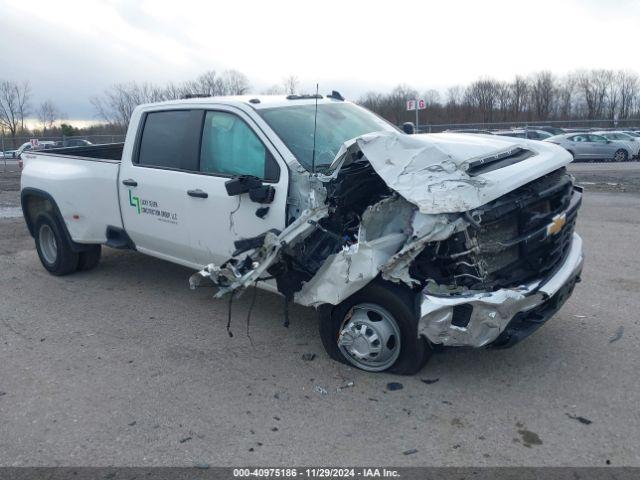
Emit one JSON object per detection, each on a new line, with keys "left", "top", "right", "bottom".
{"left": 20, "top": 94, "right": 584, "bottom": 374}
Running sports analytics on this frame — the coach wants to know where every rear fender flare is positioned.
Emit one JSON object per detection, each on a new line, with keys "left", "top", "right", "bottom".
{"left": 21, "top": 187, "right": 92, "bottom": 253}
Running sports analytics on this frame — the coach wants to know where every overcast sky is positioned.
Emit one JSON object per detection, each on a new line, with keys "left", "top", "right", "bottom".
{"left": 1, "top": 0, "right": 638, "bottom": 123}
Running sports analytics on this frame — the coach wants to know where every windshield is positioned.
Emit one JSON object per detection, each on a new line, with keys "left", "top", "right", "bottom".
{"left": 258, "top": 102, "right": 396, "bottom": 171}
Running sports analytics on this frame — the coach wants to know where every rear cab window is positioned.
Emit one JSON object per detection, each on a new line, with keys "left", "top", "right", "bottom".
{"left": 136, "top": 110, "right": 203, "bottom": 171}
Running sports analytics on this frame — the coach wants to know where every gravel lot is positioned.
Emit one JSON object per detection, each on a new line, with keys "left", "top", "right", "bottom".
{"left": 1, "top": 163, "right": 639, "bottom": 467}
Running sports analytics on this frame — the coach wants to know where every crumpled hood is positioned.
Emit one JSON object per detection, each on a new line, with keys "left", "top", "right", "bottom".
{"left": 330, "top": 131, "right": 572, "bottom": 214}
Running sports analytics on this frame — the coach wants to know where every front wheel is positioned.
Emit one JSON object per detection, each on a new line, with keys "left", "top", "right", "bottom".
{"left": 614, "top": 149, "right": 628, "bottom": 162}
{"left": 319, "top": 280, "right": 432, "bottom": 374}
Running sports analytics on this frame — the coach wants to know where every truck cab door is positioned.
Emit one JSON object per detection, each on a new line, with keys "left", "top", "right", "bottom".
{"left": 118, "top": 109, "right": 203, "bottom": 269}
{"left": 185, "top": 108, "right": 288, "bottom": 267}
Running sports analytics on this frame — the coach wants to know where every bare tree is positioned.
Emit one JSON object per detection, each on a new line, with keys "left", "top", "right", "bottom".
{"left": 91, "top": 82, "right": 160, "bottom": 128}
{"left": 0, "top": 80, "right": 31, "bottom": 146}
{"left": 509, "top": 76, "right": 528, "bottom": 120}
{"left": 282, "top": 75, "right": 300, "bottom": 95}
{"left": 555, "top": 75, "right": 576, "bottom": 119}
{"left": 528, "top": 71, "right": 555, "bottom": 120}
{"left": 495, "top": 82, "right": 511, "bottom": 121}
{"left": 576, "top": 69, "right": 610, "bottom": 119}
{"left": 219, "top": 70, "right": 250, "bottom": 95}
{"left": 465, "top": 78, "right": 499, "bottom": 122}
{"left": 357, "top": 91, "right": 385, "bottom": 113}
{"left": 37, "top": 100, "right": 59, "bottom": 133}
{"left": 618, "top": 71, "right": 638, "bottom": 119}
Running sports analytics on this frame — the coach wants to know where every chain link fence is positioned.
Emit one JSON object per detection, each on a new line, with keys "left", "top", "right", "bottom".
{"left": 417, "top": 118, "right": 640, "bottom": 133}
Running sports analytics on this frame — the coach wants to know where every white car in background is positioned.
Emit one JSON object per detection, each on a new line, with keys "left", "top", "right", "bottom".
{"left": 15, "top": 141, "right": 57, "bottom": 159}
{"left": 593, "top": 131, "right": 640, "bottom": 158}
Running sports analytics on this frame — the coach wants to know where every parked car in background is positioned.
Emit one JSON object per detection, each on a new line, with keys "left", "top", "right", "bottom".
{"left": 593, "top": 131, "right": 640, "bottom": 158}
{"left": 528, "top": 126, "right": 566, "bottom": 136}
{"left": 544, "top": 133, "right": 634, "bottom": 162}
{"left": 15, "top": 141, "right": 57, "bottom": 158}
{"left": 443, "top": 128, "right": 494, "bottom": 134}
{"left": 621, "top": 131, "right": 640, "bottom": 138}
{"left": 55, "top": 138, "right": 93, "bottom": 148}
{"left": 15, "top": 141, "right": 57, "bottom": 169}
{"left": 493, "top": 129, "right": 553, "bottom": 140}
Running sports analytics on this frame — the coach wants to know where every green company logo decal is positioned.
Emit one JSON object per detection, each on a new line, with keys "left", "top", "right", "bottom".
{"left": 128, "top": 190, "right": 140, "bottom": 214}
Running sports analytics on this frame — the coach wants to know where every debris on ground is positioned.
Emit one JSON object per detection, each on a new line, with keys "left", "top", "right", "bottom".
{"left": 273, "top": 416, "right": 281, "bottom": 421}
{"left": 609, "top": 326, "right": 624, "bottom": 343}
{"left": 179, "top": 436, "right": 193, "bottom": 443}
{"left": 402, "top": 449, "right": 418, "bottom": 455}
{"left": 516, "top": 428, "right": 543, "bottom": 448}
{"left": 566, "top": 413, "right": 593, "bottom": 425}
{"left": 127, "top": 421, "right": 136, "bottom": 426}
{"left": 301, "top": 353, "right": 316, "bottom": 361}
{"left": 314, "top": 385, "right": 328, "bottom": 395}
{"left": 421, "top": 378, "right": 440, "bottom": 385}
{"left": 0, "top": 392, "right": 6, "bottom": 397}
{"left": 273, "top": 391, "right": 289, "bottom": 401}
{"left": 572, "top": 314, "right": 587, "bottom": 318}
{"left": 386, "top": 382, "right": 403, "bottom": 391}
{"left": 337, "top": 381, "right": 355, "bottom": 392}
{"left": 194, "top": 463, "right": 210, "bottom": 470}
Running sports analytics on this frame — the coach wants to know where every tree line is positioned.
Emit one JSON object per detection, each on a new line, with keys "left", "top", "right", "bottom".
{"left": 359, "top": 70, "right": 640, "bottom": 127}
{"left": 2, "top": 68, "right": 640, "bottom": 148}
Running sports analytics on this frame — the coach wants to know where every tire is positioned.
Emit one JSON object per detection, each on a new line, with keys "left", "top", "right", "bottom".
{"left": 77, "top": 245, "right": 101, "bottom": 271}
{"left": 319, "top": 279, "right": 432, "bottom": 374}
{"left": 614, "top": 149, "right": 628, "bottom": 162}
{"left": 34, "top": 212, "right": 79, "bottom": 275}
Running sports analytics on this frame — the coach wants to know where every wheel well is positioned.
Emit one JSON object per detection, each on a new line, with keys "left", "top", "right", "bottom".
{"left": 21, "top": 192, "right": 57, "bottom": 238}
{"left": 21, "top": 188, "right": 89, "bottom": 252}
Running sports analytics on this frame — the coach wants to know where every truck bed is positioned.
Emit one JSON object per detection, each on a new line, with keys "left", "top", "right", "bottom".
{"left": 42, "top": 143, "right": 124, "bottom": 162}
{"left": 21, "top": 146, "right": 124, "bottom": 244}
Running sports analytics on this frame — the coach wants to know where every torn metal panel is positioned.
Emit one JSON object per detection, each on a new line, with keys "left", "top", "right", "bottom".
{"left": 327, "top": 131, "right": 573, "bottom": 214}
{"left": 294, "top": 196, "right": 414, "bottom": 306}
{"left": 380, "top": 212, "right": 468, "bottom": 286}
{"left": 189, "top": 205, "right": 330, "bottom": 296}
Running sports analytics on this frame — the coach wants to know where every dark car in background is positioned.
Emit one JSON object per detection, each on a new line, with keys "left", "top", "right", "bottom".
{"left": 493, "top": 129, "right": 553, "bottom": 140}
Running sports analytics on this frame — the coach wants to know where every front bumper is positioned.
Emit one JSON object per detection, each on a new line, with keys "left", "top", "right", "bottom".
{"left": 418, "top": 233, "right": 584, "bottom": 348}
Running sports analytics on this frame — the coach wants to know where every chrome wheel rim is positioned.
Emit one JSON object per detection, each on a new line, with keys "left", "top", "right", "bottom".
{"left": 39, "top": 224, "right": 58, "bottom": 265}
{"left": 337, "top": 303, "right": 401, "bottom": 372}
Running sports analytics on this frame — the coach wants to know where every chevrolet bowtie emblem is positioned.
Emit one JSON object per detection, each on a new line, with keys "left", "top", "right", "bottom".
{"left": 547, "top": 213, "right": 567, "bottom": 236}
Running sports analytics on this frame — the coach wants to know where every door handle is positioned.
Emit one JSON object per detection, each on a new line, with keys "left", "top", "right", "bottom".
{"left": 187, "top": 189, "right": 208, "bottom": 199}
{"left": 122, "top": 179, "right": 138, "bottom": 187}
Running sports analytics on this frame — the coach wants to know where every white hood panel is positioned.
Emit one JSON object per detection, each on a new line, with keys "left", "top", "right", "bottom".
{"left": 347, "top": 131, "right": 573, "bottom": 214}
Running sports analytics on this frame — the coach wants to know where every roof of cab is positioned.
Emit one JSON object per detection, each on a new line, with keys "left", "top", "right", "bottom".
{"left": 137, "top": 94, "right": 349, "bottom": 111}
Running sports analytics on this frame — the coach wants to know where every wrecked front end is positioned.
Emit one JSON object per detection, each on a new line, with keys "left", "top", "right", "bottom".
{"left": 191, "top": 131, "right": 584, "bottom": 351}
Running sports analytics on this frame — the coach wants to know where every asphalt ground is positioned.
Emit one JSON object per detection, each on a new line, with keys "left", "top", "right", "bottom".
{"left": 0, "top": 163, "right": 639, "bottom": 466}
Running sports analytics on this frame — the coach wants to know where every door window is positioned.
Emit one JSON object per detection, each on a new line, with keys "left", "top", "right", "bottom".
{"left": 137, "top": 110, "right": 202, "bottom": 171}
{"left": 200, "top": 111, "right": 278, "bottom": 181}
{"left": 588, "top": 135, "right": 608, "bottom": 143}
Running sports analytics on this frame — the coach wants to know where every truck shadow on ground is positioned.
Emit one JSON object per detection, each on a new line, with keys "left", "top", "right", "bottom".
{"left": 89, "top": 246, "right": 583, "bottom": 386}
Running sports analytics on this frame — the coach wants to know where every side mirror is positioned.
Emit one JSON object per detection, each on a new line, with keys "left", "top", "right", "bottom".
{"left": 224, "top": 175, "right": 275, "bottom": 204}
{"left": 225, "top": 175, "right": 262, "bottom": 196}
{"left": 402, "top": 122, "right": 416, "bottom": 135}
